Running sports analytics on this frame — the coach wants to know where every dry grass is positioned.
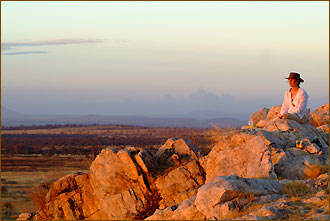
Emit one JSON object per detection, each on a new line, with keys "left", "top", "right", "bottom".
{"left": 210, "top": 125, "right": 240, "bottom": 144}
{"left": 226, "top": 202, "right": 264, "bottom": 219}
{"left": 2, "top": 202, "right": 14, "bottom": 217}
{"left": 83, "top": 155, "right": 94, "bottom": 170}
{"left": 282, "top": 200, "right": 311, "bottom": 220}
{"left": 29, "top": 182, "right": 51, "bottom": 211}
{"left": 281, "top": 181, "right": 315, "bottom": 198}
{"left": 282, "top": 195, "right": 329, "bottom": 220}
{"left": 188, "top": 129, "right": 212, "bottom": 156}
{"left": 220, "top": 193, "right": 264, "bottom": 219}
{"left": 209, "top": 125, "right": 242, "bottom": 152}
{"left": 304, "top": 163, "right": 328, "bottom": 179}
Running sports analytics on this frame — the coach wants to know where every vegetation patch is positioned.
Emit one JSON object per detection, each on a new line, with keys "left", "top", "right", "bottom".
{"left": 209, "top": 126, "right": 241, "bottom": 152}
{"left": 29, "top": 182, "right": 51, "bottom": 211}
{"left": 304, "top": 163, "right": 328, "bottom": 179}
{"left": 281, "top": 181, "right": 315, "bottom": 198}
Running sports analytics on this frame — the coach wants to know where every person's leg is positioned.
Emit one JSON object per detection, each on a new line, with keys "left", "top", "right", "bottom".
{"left": 301, "top": 114, "right": 308, "bottom": 124}
{"left": 286, "top": 113, "right": 305, "bottom": 124}
{"left": 280, "top": 113, "right": 305, "bottom": 123}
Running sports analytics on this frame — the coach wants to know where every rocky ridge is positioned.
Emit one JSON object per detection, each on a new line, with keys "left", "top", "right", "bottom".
{"left": 20, "top": 104, "right": 329, "bottom": 220}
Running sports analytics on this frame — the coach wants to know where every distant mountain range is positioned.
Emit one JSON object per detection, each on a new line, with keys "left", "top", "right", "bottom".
{"left": 1, "top": 106, "right": 246, "bottom": 128}
{"left": 1, "top": 106, "right": 21, "bottom": 118}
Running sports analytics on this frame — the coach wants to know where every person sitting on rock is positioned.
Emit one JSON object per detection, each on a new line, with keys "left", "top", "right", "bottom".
{"left": 278, "top": 72, "right": 309, "bottom": 124}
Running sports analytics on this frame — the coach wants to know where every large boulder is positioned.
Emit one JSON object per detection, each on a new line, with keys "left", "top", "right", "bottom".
{"left": 250, "top": 107, "right": 269, "bottom": 126}
{"left": 155, "top": 160, "right": 205, "bottom": 209}
{"left": 249, "top": 105, "right": 281, "bottom": 128}
{"left": 34, "top": 173, "right": 109, "bottom": 220}
{"left": 194, "top": 175, "right": 282, "bottom": 219}
{"left": 205, "top": 134, "right": 276, "bottom": 183}
{"left": 147, "top": 175, "right": 283, "bottom": 220}
{"left": 274, "top": 155, "right": 328, "bottom": 180}
{"left": 89, "top": 147, "right": 155, "bottom": 219}
{"left": 310, "top": 103, "right": 329, "bottom": 127}
{"left": 45, "top": 174, "right": 78, "bottom": 203}
{"left": 254, "top": 105, "right": 281, "bottom": 128}
{"left": 156, "top": 138, "right": 201, "bottom": 165}
{"left": 266, "top": 105, "right": 282, "bottom": 119}
{"left": 34, "top": 147, "right": 158, "bottom": 220}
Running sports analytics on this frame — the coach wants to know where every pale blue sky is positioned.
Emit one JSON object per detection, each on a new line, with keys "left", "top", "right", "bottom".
{"left": 1, "top": 1, "right": 329, "bottom": 116}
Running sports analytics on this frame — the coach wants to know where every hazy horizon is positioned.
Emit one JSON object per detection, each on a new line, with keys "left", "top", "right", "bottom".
{"left": 1, "top": 2, "right": 329, "bottom": 118}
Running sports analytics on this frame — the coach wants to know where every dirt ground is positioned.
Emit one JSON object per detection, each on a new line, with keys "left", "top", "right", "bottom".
{"left": 1, "top": 155, "right": 89, "bottom": 220}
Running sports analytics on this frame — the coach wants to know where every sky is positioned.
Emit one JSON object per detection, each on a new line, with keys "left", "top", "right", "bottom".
{"left": 1, "top": 1, "right": 329, "bottom": 118}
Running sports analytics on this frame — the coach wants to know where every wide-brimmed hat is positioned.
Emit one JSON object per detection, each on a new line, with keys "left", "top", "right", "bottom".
{"left": 285, "top": 72, "right": 304, "bottom": 82}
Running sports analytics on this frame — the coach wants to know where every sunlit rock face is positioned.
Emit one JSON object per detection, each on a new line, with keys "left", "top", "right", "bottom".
{"left": 205, "top": 134, "right": 276, "bottom": 183}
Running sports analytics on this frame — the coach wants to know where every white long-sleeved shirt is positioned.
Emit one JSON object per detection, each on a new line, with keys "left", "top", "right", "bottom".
{"left": 280, "top": 88, "right": 309, "bottom": 119}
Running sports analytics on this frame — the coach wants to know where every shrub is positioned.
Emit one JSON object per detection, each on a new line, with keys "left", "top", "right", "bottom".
{"left": 29, "top": 182, "right": 51, "bottom": 211}
{"left": 304, "top": 164, "right": 328, "bottom": 179}
{"left": 281, "top": 181, "right": 315, "bottom": 198}
{"left": 3, "top": 202, "right": 14, "bottom": 216}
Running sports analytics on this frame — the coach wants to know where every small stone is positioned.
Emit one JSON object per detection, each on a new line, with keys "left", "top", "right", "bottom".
{"left": 317, "top": 173, "right": 329, "bottom": 179}
{"left": 17, "top": 213, "right": 32, "bottom": 220}
{"left": 305, "top": 143, "right": 320, "bottom": 154}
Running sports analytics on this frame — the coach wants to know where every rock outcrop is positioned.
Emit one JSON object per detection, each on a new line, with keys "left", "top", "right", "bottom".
{"left": 155, "top": 160, "right": 205, "bottom": 209}
{"left": 261, "top": 119, "right": 328, "bottom": 153}
{"left": 274, "top": 155, "right": 328, "bottom": 180}
{"left": 23, "top": 103, "right": 328, "bottom": 220}
{"left": 195, "top": 175, "right": 282, "bottom": 219}
{"left": 147, "top": 173, "right": 329, "bottom": 220}
{"left": 250, "top": 107, "right": 269, "bottom": 126}
{"left": 33, "top": 147, "right": 158, "bottom": 220}
{"left": 34, "top": 173, "right": 107, "bottom": 220}
{"left": 266, "top": 105, "right": 282, "bottom": 119}
{"left": 253, "top": 118, "right": 328, "bottom": 180}
{"left": 156, "top": 138, "right": 201, "bottom": 165}
{"left": 309, "top": 103, "right": 329, "bottom": 128}
{"left": 256, "top": 103, "right": 329, "bottom": 134}
{"left": 88, "top": 148, "right": 155, "bottom": 220}
{"left": 205, "top": 134, "right": 276, "bottom": 182}
{"left": 148, "top": 175, "right": 285, "bottom": 220}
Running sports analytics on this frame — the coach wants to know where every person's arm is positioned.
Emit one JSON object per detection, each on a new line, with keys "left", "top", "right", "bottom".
{"left": 279, "top": 91, "right": 289, "bottom": 118}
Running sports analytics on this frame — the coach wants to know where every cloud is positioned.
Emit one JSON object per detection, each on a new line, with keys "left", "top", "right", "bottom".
{"left": 1, "top": 38, "right": 104, "bottom": 55}
{"left": 3, "top": 51, "right": 48, "bottom": 55}
{"left": 2, "top": 38, "right": 103, "bottom": 51}
{"left": 1, "top": 44, "right": 13, "bottom": 51}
